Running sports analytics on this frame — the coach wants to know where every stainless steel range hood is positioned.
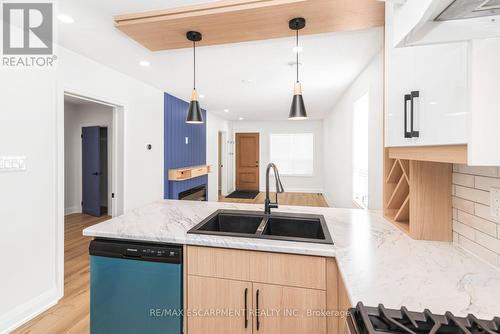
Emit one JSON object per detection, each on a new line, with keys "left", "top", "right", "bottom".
{"left": 436, "top": 0, "right": 500, "bottom": 21}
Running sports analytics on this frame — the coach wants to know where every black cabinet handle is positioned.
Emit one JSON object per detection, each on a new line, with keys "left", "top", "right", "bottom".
{"left": 404, "top": 94, "right": 412, "bottom": 138}
{"left": 244, "top": 288, "right": 248, "bottom": 329}
{"left": 256, "top": 289, "right": 260, "bottom": 331}
{"left": 410, "top": 91, "right": 420, "bottom": 138}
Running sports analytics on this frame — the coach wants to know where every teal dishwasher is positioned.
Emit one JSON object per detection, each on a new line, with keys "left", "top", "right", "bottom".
{"left": 89, "top": 239, "right": 182, "bottom": 334}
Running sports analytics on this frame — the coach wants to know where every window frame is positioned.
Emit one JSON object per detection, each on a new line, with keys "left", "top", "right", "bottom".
{"left": 269, "top": 132, "right": 315, "bottom": 177}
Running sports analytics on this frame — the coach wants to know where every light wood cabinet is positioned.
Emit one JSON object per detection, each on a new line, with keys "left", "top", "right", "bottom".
{"left": 187, "top": 275, "right": 252, "bottom": 334}
{"left": 337, "top": 272, "right": 352, "bottom": 334}
{"left": 252, "top": 283, "right": 326, "bottom": 334}
{"left": 186, "top": 246, "right": 342, "bottom": 334}
{"left": 383, "top": 152, "right": 452, "bottom": 241}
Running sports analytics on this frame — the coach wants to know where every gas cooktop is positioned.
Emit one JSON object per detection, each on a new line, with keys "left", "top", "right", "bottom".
{"left": 347, "top": 302, "right": 500, "bottom": 334}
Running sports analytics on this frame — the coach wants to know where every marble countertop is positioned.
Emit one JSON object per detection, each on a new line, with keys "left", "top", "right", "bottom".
{"left": 83, "top": 200, "right": 500, "bottom": 319}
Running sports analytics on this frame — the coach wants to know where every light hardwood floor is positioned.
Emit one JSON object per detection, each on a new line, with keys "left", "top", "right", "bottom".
{"left": 13, "top": 214, "right": 109, "bottom": 334}
{"left": 219, "top": 192, "right": 329, "bottom": 208}
{"left": 13, "top": 193, "right": 326, "bottom": 333}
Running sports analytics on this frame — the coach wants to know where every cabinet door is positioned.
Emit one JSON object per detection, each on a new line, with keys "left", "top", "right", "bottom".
{"left": 411, "top": 42, "right": 468, "bottom": 146}
{"left": 187, "top": 276, "right": 252, "bottom": 334}
{"left": 337, "top": 274, "right": 352, "bottom": 334}
{"left": 385, "top": 1, "right": 469, "bottom": 147}
{"left": 385, "top": 1, "right": 416, "bottom": 147}
{"left": 253, "top": 283, "right": 326, "bottom": 334}
{"left": 469, "top": 38, "right": 500, "bottom": 165}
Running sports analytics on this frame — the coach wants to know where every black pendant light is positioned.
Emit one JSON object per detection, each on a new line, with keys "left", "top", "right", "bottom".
{"left": 186, "top": 31, "right": 204, "bottom": 124}
{"left": 288, "top": 17, "right": 308, "bottom": 120}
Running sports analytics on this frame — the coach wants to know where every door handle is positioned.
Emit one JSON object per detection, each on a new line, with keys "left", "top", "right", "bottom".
{"left": 91, "top": 172, "right": 101, "bottom": 176}
{"left": 404, "top": 94, "right": 412, "bottom": 138}
{"left": 244, "top": 288, "right": 248, "bottom": 329}
{"left": 256, "top": 289, "right": 260, "bottom": 331}
{"left": 410, "top": 91, "right": 420, "bottom": 138}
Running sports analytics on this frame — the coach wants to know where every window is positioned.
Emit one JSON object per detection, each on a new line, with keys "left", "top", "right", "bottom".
{"left": 270, "top": 133, "right": 314, "bottom": 176}
{"left": 353, "top": 92, "right": 369, "bottom": 209}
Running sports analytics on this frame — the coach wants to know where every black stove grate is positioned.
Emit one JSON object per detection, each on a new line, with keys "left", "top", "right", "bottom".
{"left": 349, "top": 302, "right": 500, "bottom": 334}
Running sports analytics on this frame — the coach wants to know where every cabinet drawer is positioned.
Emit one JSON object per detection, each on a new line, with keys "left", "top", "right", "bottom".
{"left": 191, "top": 166, "right": 208, "bottom": 178}
{"left": 187, "top": 246, "right": 326, "bottom": 290}
{"left": 187, "top": 246, "right": 252, "bottom": 281}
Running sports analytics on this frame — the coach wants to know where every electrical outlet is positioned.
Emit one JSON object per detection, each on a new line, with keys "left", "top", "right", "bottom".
{"left": 491, "top": 187, "right": 500, "bottom": 218}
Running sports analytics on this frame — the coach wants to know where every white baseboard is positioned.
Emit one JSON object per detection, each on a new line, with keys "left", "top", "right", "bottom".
{"left": 64, "top": 206, "right": 81, "bottom": 215}
{"left": 0, "top": 287, "right": 61, "bottom": 334}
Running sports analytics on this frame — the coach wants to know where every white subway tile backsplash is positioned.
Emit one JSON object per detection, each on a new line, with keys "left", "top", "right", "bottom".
{"left": 475, "top": 231, "right": 500, "bottom": 254}
{"left": 474, "top": 176, "right": 500, "bottom": 191}
{"left": 453, "top": 164, "right": 500, "bottom": 267}
{"left": 452, "top": 197, "right": 474, "bottom": 214}
{"left": 452, "top": 173, "right": 475, "bottom": 187}
{"left": 453, "top": 220, "right": 476, "bottom": 240}
{"left": 457, "top": 235, "right": 498, "bottom": 267}
{"left": 454, "top": 185, "right": 490, "bottom": 205}
{"left": 475, "top": 203, "right": 500, "bottom": 224}
{"left": 453, "top": 165, "right": 498, "bottom": 177}
{"left": 457, "top": 210, "right": 497, "bottom": 236}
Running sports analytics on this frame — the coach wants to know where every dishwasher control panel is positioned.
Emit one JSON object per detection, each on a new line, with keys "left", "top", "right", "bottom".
{"left": 90, "top": 239, "right": 182, "bottom": 264}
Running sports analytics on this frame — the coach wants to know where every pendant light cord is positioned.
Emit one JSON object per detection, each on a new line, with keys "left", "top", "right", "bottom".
{"left": 296, "top": 29, "right": 299, "bottom": 83}
{"left": 193, "top": 40, "right": 196, "bottom": 90}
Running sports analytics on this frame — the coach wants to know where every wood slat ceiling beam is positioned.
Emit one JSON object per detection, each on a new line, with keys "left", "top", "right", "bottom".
{"left": 114, "top": 0, "right": 385, "bottom": 51}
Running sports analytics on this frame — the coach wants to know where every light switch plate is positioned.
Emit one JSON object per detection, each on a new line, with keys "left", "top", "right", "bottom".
{"left": 185, "top": 137, "right": 189, "bottom": 144}
{"left": 0, "top": 156, "right": 27, "bottom": 172}
{"left": 491, "top": 187, "right": 500, "bottom": 218}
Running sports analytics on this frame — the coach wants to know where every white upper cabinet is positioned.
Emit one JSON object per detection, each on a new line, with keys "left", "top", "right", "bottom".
{"left": 385, "top": 2, "right": 469, "bottom": 147}
{"left": 469, "top": 38, "right": 500, "bottom": 166}
{"left": 391, "top": 0, "right": 500, "bottom": 46}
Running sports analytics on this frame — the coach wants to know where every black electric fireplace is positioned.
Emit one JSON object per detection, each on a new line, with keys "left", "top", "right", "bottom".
{"left": 178, "top": 185, "right": 207, "bottom": 201}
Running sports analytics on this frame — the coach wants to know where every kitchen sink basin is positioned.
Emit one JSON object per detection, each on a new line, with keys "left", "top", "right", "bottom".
{"left": 188, "top": 210, "right": 333, "bottom": 245}
{"left": 195, "top": 211, "right": 264, "bottom": 235}
{"left": 261, "top": 217, "right": 326, "bottom": 240}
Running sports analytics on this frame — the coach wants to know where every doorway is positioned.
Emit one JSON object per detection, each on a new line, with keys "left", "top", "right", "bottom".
{"left": 235, "top": 133, "right": 260, "bottom": 191}
{"left": 64, "top": 95, "right": 115, "bottom": 217}
{"left": 82, "top": 126, "right": 108, "bottom": 216}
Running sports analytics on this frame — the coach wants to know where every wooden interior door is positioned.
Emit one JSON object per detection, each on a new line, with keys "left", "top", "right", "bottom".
{"left": 236, "top": 133, "right": 259, "bottom": 191}
{"left": 253, "top": 283, "right": 326, "bottom": 334}
{"left": 187, "top": 275, "right": 253, "bottom": 334}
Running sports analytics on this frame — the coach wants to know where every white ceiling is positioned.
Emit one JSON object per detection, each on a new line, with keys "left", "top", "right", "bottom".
{"left": 54, "top": 0, "right": 383, "bottom": 121}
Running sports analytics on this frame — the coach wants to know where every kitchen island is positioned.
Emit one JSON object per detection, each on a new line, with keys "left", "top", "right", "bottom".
{"left": 83, "top": 200, "right": 500, "bottom": 326}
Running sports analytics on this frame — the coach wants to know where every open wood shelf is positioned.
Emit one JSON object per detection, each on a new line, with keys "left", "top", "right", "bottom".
{"left": 399, "top": 160, "right": 410, "bottom": 181}
{"left": 394, "top": 195, "right": 409, "bottom": 222}
{"left": 386, "top": 159, "right": 403, "bottom": 183}
{"left": 386, "top": 174, "right": 409, "bottom": 209}
{"left": 168, "top": 165, "right": 211, "bottom": 181}
{"left": 383, "top": 148, "right": 452, "bottom": 241}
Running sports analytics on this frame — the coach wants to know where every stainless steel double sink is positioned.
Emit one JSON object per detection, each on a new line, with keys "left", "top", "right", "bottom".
{"left": 187, "top": 210, "right": 333, "bottom": 245}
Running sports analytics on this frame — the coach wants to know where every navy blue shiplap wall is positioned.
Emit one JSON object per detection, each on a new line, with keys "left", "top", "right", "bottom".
{"left": 164, "top": 93, "right": 207, "bottom": 199}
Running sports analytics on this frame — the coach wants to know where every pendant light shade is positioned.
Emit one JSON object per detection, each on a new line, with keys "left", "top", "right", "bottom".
{"left": 186, "top": 31, "right": 204, "bottom": 124}
{"left": 288, "top": 18, "right": 308, "bottom": 120}
{"left": 186, "top": 89, "right": 203, "bottom": 124}
{"left": 289, "top": 82, "right": 308, "bottom": 120}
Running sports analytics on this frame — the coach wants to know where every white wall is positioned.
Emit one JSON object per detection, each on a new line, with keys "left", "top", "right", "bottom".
{"left": 0, "top": 46, "right": 164, "bottom": 333}
{"left": 206, "top": 112, "right": 230, "bottom": 201}
{"left": 230, "top": 120, "right": 324, "bottom": 193}
{"left": 64, "top": 101, "right": 114, "bottom": 214}
{"left": 323, "top": 51, "right": 383, "bottom": 209}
